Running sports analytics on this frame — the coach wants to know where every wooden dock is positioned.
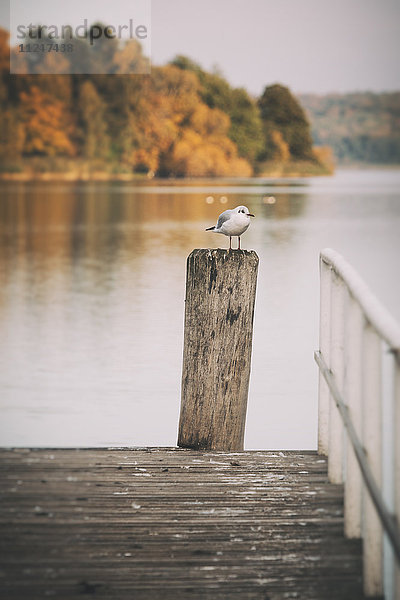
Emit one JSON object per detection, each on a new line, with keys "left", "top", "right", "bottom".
{"left": 0, "top": 448, "right": 366, "bottom": 599}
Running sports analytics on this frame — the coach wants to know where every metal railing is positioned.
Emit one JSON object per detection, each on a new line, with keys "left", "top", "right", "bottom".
{"left": 315, "top": 248, "right": 400, "bottom": 599}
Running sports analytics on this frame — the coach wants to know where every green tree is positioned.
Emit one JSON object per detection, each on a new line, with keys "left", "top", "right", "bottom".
{"left": 78, "top": 80, "right": 110, "bottom": 159}
{"left": 228, "top": 87, "right": 264, "bottom": 163}
{"left": 258, "top": 84, "right": 315, "bottom": 161}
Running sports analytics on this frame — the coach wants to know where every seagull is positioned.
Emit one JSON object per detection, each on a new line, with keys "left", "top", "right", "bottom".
{"left": 206, "top": 205, "right": 255, "bottom": 250}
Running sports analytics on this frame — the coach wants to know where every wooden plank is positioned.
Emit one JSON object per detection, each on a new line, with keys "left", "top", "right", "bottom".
{"left": 178, "top": 249, "right": 259, "bottom": 451}
{"left": 0, "top": 448, "right": 366, "bottom": 599}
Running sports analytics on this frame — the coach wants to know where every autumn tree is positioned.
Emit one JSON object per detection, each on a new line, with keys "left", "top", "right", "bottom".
{"left": 171, "top": 55, "right": 264, "bottom": 164}
{"left": 161, "top": 100, "right": 251, "bottom": 177}
{"left": 0, "top": 29, "right": 25, "bottom": 164}
{"left": 19, "top": 86, "right": 76, "bottom": 156}
{"left": 128, "top": 65, "right": 199, "bottom": 173}
{"left": 0, "top": 30, "right": 329, "bottom": 176}
{"left": 156, "top": 66, "right": 252, "bottom": 176}
{"left": 113, "top": 39, "right": 150, "bottom": 75}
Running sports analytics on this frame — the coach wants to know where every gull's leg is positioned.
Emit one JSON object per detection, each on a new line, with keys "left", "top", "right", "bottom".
{"left": 238, "top": 237, "right": 241, "bottom": 250}
{"left": 229, "top": 236, "right": 232, "bottom": 250}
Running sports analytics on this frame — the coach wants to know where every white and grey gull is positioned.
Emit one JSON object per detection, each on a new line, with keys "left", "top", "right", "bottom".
{"left": 206, "top": 205, "right": 255, "bottom": 250}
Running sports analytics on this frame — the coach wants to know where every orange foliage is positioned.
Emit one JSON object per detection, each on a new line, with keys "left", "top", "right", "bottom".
{"left": 312, "top": 145, "right": 335, "bottom": 173}
{"left": 131, "top": 65, "right": 253, "bottom": 177}
{"left": 270, "top": 130, "right": 290, "bottom": 162}
{"left": 190, "top": 104, "right": 230, "bottom": 137}
{"left": 0, "top": 28, "right": 10, "bottom": 73}
{"left": 19, "top": 86, "right": 76, "bottom": 156}
{"left": 0, "top": 31, "right": 254, "bottom": 176}
{"left": 113, "top": 39, "right": 149, "bottom": 74}
{"left": 165, "top": 129, "right": 252, "bottom": 177}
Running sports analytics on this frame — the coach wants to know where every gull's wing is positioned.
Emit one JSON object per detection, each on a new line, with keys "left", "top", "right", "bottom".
{"left": 216, "top": 209, "right": 232, "bottom": 229}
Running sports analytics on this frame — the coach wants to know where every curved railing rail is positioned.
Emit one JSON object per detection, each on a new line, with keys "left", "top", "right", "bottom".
{"left": 315, "top": 248, "right": 400, "bottom": 599}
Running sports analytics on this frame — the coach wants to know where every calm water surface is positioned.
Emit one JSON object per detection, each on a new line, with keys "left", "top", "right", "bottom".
{"left": 1, "top": 169, "right": 399, "bottom": 449}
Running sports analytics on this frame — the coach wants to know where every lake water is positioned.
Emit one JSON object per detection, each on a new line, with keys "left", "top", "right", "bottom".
{"left": 1, "top": 169, "right": 399, "bottom": 449}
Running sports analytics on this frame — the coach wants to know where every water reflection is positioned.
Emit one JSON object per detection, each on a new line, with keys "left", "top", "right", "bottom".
{"left": 1, "top": 173, "right": 399, "bottom": 448}
{"left": 0, "top": 186, "right": 308, "bottom": 312}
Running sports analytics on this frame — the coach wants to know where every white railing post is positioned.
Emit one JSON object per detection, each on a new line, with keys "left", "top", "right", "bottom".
{"left": 317, "top": 248, "right": 400, "bottom": 600}
{"left": 394, "top": 353, "right": 400, "bottom": 598}
{"left": 344, "top": 293, "right": 364, "bottom": 538}
{"left": 318, "top": 257, "right": 331, "bottom": 456}
{"left": 362, "top": 323, "right": 383, "bottom": 597}
{"left": 328, "top": 270, "right": 346, "bottom": 484}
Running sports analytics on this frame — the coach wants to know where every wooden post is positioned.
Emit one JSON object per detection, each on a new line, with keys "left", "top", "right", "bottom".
{"left": 178, "top": 248, "right": 259, "bottom": 451}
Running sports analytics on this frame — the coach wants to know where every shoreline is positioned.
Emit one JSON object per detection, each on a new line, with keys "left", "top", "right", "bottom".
{"left": 0, "top": 157, "right": 333, "bottom": 182}
{"left": 0, "top": 164, "right": 398, "bottom": 183}
{"left": 0, "top": 166, "right": 332, "bottom": 182}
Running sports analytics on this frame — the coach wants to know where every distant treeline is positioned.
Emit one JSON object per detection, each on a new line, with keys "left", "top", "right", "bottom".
{"left": 0, "top": 27, "right": 332, "bottom": 178}
{"left": 300, "top": 92, "right": 400, "bottom": 164}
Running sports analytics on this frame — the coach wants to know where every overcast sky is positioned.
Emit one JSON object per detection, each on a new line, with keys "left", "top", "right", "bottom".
{"left": 2, "top": 0, "right": 400, "bottom": 95}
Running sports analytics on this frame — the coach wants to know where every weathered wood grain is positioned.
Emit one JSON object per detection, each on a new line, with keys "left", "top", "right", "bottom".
{"left": 0, "top": 448, "right": 367, "bottom": 599}
{"left": 178, "top": 249, "right": 259, "bottom": 451}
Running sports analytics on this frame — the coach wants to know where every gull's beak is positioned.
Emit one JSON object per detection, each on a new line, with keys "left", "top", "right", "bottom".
{"left": 248, "top": 213, "right": 255, "bottom": 217}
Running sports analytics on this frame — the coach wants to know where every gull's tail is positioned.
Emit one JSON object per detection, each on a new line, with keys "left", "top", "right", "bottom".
{"left": 205, "top": 226, "right": 215, "bottom": 231}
